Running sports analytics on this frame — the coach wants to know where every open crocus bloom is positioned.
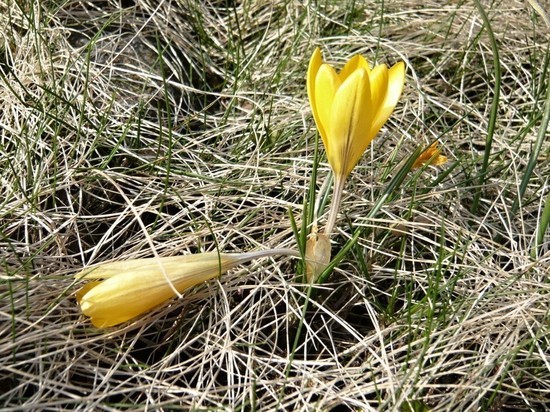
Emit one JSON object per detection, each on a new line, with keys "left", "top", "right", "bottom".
{"left": 75, "top": 249, "right": 297, "bottom": 328}
{"left": 307, "top": 47, "right": 405, "bottom": 179}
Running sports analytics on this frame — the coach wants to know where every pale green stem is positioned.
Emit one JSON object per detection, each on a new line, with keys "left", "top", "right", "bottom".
{"left": 237, "top": 248, "right": 301, "bottom": 262}
{"left": 323, "top": 174, "right": 346, "bottom": 236}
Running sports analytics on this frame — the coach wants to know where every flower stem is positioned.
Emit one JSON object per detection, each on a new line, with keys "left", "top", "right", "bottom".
{"left": 237, "top": 248, "right": 301, "bottom": 263}
{"left": 323, "top": 174, "right": 346, "bottom": 236}
{"left": 312, "top": 173, "right": 332, "bottom": 232}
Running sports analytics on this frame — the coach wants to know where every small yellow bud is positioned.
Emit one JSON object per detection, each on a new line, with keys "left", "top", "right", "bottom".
{"left": 412, "top": 142, "right": 448, "bottom": 169}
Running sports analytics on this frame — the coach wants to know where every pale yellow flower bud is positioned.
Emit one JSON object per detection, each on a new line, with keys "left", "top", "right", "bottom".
{"left": 75, "top": 249, "right": 298, "bottom": 328}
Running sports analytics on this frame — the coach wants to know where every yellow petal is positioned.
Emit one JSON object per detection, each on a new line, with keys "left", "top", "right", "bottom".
{"left": 307, "top": 48, "right": 322, "bottom": 98}
{"left": 314, "top": 64, "right": 341, "bottom": 152}
{"left": 339, "top": 54, "right": 370, "bottom": 82}
{"left": 369, "top": 61, "right": 405, "bottom": 139}
{"left": 77, "top": 253, "right": 241, "bottom": 328}
{"left": 75, "top": 281, "right": 101, "bottom": 303}
{"left": 430, "top": 154, "right": 448, "bottom": 166}
{"left": 369, "top": 64, "right": 388, "bottom": 121}
{"left": 75, "top": 259, "right": 166, "bottom": 280}
{"left": 328, "top": 68, "right": 371, "bottom": 177}
{"left": 307, "top": 48, "right": 327, "bottom": 146}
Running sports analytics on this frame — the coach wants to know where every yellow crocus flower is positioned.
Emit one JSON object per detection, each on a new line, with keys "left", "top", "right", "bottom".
{"left": 307, "top": 47, "right": 405, "bottom": 234}
{"left": 75, "top": 249, "right": 297, "bottom": 328}
{"left": 307, "top": 47, "right": 405, "bottom": 179}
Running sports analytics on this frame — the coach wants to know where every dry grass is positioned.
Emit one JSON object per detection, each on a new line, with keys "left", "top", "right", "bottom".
{"left": 1, "top": 0, "right": 549, "bottom": 411}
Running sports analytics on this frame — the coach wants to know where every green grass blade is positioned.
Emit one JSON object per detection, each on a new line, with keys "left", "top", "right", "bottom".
{"left": 471, "top": 0, "right": 501, "bottom": 214}
{"left": 512, "top": 71, "right": 550, "bottom": 216}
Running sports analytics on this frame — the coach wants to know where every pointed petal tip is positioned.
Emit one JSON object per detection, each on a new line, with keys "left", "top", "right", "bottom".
{"left": 75, "top": 281, "right": 101, "bottom": 306}
{"left": 391, "top": 61, "right": 406, "bottom": 81}
{"left": 308, "top": 47, "right": 323, "bottom": 71}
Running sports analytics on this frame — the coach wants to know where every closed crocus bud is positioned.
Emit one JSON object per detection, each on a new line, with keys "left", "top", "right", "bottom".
{"left": 305, "top": 233, "right": 331, "bottom": 283}
{"left": 75, "top": 249, "right": 298, "bottom": 328}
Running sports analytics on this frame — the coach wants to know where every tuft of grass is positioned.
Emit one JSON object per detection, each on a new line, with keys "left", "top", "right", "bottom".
{"left": 1, "top": 0, "right": 549, "bottom": 411}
